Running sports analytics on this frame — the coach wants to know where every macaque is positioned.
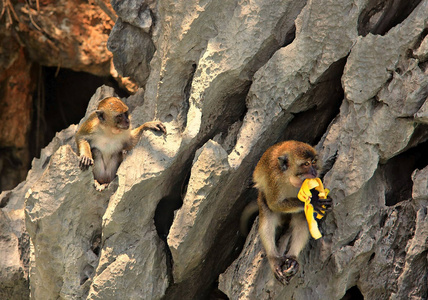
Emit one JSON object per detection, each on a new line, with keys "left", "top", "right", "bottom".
{"left": 252, "top": 140, "right": 332, "bottom": 284}
{"left": 75, "top": 97, "right": 166, "bottom": 191}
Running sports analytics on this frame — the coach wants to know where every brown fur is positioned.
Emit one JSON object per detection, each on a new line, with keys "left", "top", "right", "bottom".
{"left": 75, "top": 97, "right": 167, "bottom": 191}
{"left": 252, "top": 140, "right": 328, "bottom": 284}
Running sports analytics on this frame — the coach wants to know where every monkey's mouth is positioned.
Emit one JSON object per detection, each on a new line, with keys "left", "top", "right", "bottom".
{"left": 302, "top": 174, "right": 316, "bottom": 179}
{"left": 290, "top": 174, "right": 316, "bottom": 188}
{"left": 296, "top": 172, "right": 316, "bottom": 180}
{"left": 117, "top": 124, "right": 130, "bottom": 130}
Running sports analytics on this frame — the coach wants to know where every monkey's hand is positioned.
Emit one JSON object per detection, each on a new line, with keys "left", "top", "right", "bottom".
{"left": 311, "top": 189, "right": 332, "bottom": 217}
{"left": 271, "top": 255, "right": 299, "bottom": 285}
{"left": 79, "top": 155, "right": 94, "bottom": 170}
{"left": 144, "top": 121, "right": 167, "bottom": 134}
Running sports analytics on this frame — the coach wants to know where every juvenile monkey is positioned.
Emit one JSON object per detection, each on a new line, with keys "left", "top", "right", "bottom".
{"left": 75, "top": 97, "right": 167, "bottom": 191}
{"left": 252, "top": 140, "right": 332, "bottom": 284}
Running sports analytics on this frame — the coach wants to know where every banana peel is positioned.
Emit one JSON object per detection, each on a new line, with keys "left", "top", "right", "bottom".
{"left": 297, "top": 178, "right": 329, "bottom": 240}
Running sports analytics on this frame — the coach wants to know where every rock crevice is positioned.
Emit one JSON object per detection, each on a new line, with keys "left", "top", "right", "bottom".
{"left": 1, "top": 0, "right": 428, "bottom": 299}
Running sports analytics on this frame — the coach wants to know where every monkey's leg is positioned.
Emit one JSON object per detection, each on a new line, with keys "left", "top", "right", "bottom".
{"left": 91, "top": 149, "right": 111, "bottom": 191}
{"left": 260, "top": 214, "right": 297, "bottom": 284}
{"left": 288, "top": 213, "right": 310, "bottom": 257}
{"left": 258, "top": 200, "right": 292, "bottom": 284}
{"left": 278, "top": 221, "right": 291, "bottom": 254}
{"left": 259, "top": 209, "right": 281, "bottom": 260}
{"left": 282, "top": 213, "right": 310, "bottom": 278}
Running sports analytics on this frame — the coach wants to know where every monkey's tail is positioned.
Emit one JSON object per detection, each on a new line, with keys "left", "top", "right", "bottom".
{"left": 239, "top": 200, "right": 259, "bottom": 236}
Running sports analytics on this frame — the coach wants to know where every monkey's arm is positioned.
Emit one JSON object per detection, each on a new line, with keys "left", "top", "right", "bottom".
{"left": 128, "top": 121, "right": 167, "bottom": 149}
{"left": 76, "top": 137, "right": 94, "bottom": 170}
{"left": 268, "top": 197, "right": 304, "bottom": 213}
{"left": 75, "top": 114, "right": 98, "bottom": 170}
{"left": 132, "top": 121, "right": 167, "bottom": 137}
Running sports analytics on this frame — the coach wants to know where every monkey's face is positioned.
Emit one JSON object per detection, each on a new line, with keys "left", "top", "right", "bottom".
{"left": 290, "top": 155, "right": 319, "bottom": 188}
{"left": 114, "top": 111, "right": 130, "bottom": 130}
{"left": 278, "top": 150, "right": 319, "bottom": 188}
{"left": 96, "top": 109, "right": 130, "bottom": 131}
{"left": 96, "top": 97, "right": 131, "bottom": 131}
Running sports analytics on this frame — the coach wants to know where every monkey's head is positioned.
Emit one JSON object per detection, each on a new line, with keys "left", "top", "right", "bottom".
{"left": 275, "top": 141, "right": 320, "bottom": 188}
{"left": 96, "top": 97, "right": 130, "bottom": 130}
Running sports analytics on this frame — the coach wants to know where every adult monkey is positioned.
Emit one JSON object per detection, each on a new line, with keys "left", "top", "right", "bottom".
{"left": 252, "top": 140, "right": 332, "bottom": 284}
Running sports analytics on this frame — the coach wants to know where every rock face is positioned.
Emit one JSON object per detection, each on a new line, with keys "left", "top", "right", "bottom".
{"left": 16, "top": 0, "right": 115, "bottom": 75}
{"left": 1, "top": 0, "right": 428, "bottom": 299}
{"left": 0, "top": 47, "right": 34, "bottom": 192}
{"left": 0, "top": 0, "right": 118, "bottom": 192}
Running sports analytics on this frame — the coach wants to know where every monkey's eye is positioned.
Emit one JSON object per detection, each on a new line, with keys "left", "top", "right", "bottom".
{"left": 278, "top": 155, "right": 288, "bottom": 171}
{"left": 303, "top": 161, "right": 310, "bottom": 167}
{"left": 312, "top": 159, "right": 317, "bottom": 165}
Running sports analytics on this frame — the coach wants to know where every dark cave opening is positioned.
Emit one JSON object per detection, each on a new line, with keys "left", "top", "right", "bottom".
{"left": 358, "top": 0, "right": 423, "bottom": 36}
{"left": 341, "top": 285, "right": 364, "bottom": 300}
{"left": 280, "top": 56, "right": 346, "bottom": 146}
{"left": 382, "top": 134, "right": 428, "bottom": 207}
{"left": 154, "top": 170, "right": 190, "bottom": 241}
{"left": 29, "top": 66, "right": 129, "bottom": 161}
{"left": 153, "top": 163, "right": 191, "bottom": 285}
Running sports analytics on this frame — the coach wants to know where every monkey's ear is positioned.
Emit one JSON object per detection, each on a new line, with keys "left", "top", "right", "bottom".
{"left": 278, "top": 155, "right": 288, "bottom": 171}
{"left": 96, "top": 110, "right": 105, "bottom": 122}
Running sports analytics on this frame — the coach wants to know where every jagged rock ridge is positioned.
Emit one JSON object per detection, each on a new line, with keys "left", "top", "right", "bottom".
{"left": 1, "top": 0, "right": 428, "bottom": 299}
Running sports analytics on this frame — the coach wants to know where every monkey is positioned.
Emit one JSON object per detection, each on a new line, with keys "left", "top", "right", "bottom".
{"left": 252, "top": 140, "right": 332, "bottom": 284}
{"left": 75, "top": 97, "right": 167, "bottom": 191}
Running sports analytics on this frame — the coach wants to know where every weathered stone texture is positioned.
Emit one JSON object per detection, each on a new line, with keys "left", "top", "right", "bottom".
{"left": 167, "top": 140, "right": 230, "bottom": 282}
{"left": 16, "top": 0, "right": 115, "bottom": 75}
{"left": 1, "top": 0, "right": 428, "bottom": 299}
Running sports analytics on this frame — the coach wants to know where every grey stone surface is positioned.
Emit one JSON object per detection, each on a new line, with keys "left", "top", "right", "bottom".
{"left": 1, "top": 0, "right": 428, "bottom": 299}
{"left": 108, "top": 18, "right": 155, "bottom": 87}
{"left": 168, "top": 140, "right": 230, "bottom": 282}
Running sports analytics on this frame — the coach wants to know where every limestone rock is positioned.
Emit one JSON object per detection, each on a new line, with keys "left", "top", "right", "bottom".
{"left": 0, "top": 203, "right": 29, "bottom": 299}
{"left": 221, "top": 1, "right": 428, "bottom": 299}
{"left": 167, "top": 140, "right": 230, "bottom": 282}
{"left": 0, "top": 122, "right": 78, "bottom": 299}
{"left": 25, "top": 145, "right": 114, "bottom": 299}
{"left": 108, "top": 18, "right": 155, "bottom": 86}
{"left": 411, "top": 166, "right": 428, "bottom": 208}
{"left": 2, "top": 0, "right": 428, "bottom": 299}
{"left": 110, "top": 0, "right": 155, "bottom": 32}
{"left": 16, "top": 0, "right": 115, "bottom": 76}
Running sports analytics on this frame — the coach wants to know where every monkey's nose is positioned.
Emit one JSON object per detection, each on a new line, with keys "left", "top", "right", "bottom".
{"left": 119, "top": 121, "right": 130, "bottom": 130}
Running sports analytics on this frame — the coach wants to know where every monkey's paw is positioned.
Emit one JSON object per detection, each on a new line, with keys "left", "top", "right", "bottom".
{"left": 311, "top": 190, "right": 333, "bottom": 216}
{"left": 79, "top": 155, "right": 94, "bottom": 170}
{"left": 94, "top": 180, "right": 108, "bottom": 192}
{"left": 147, "top": 121, "right": 167, "bottom": 134}
{"left": 273, "top": 256, "right": 299, "bottom": 285}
